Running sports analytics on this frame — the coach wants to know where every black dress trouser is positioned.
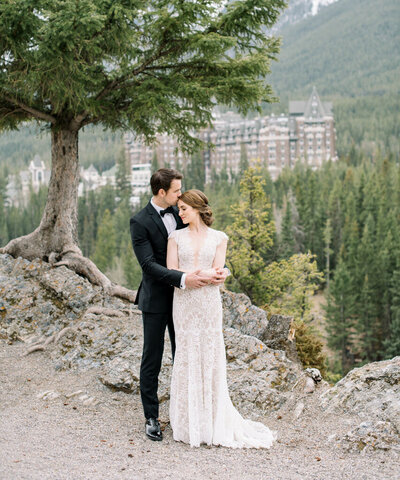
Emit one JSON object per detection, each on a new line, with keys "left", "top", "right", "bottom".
{"left": 140, "top": 311, "right": 176, "bottom": 419}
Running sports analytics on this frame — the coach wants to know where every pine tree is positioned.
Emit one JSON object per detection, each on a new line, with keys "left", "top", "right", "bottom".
{"left": 97, "top": 184, "right": 117, "bottom": 223}
{"left": 293, "top": 320, "right": 327, "bottom": 376}
{"left": 323, "top": 218, "right": 333, "bottom": 293}
{"left": 113, "top": 198, "right": 132, "bottom": 257}
{"left": 0, "top": 0, "right": 285, "bottom": 286}
{"left": 262, "top": 253, "right": 323, "bottom": 322}
{"left": 326, "top": 258, "right": 357, "bottom": 374}
{"left": 220, "top": 158, "right": 229, "bottom": 185}
{"left": 185, "top": 151, "right": 205, "bottom": 190}
{"left": 80, "top": 215, "right": 95, "bottom": 258}
{"left": 123, "top": 237, "right": 143, "bottom": 290}
{"left": 383, "top": 264, "right": 400, "bottom": 358}
{"left": 293, "top": 168, "right": 325, "bottom": 269}
{"left": 92, "top": 209, "right": 116, "bottom": 274}
{"left": 0, "top": 175, "right": 8, "bottom": 244}
{"left": 357, "top": 214, "right": 381, "bottom": 362}
{"left": 151, "top": 152, "right": 159, "bottom": 174}
{"left": 116, "top": 149, "right": 132, "bottom": 201}
{"left": 280, "top": 198, "right": 295, "bottom": 259}
{"left": 239, "top": 142, "right": 249, "bottom": 177}
{"left": 226, "top": 166, "right": 275, "bottom": 304}
{"left": 327, "top": 177, "right": 345, "bottom": 270}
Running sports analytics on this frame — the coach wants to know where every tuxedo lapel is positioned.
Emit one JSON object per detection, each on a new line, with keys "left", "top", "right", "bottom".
{"left": 146, "top": 202, "right": 168, "bottom": 240}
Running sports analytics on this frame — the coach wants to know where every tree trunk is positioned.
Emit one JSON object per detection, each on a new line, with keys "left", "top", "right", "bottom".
{"left": 2, "top": 127, "right": 79, "bottom": 260}
{"left": 1, "top": 126, "right": 135, "bottom": 302}
{"left": 40, "top": 128, "right": 80, "bottom": 255}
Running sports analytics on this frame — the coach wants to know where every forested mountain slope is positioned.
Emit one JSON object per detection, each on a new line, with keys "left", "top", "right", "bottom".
{"left": 266, "top": 0, "right": 400, "bottom": 156}
{"left": 270, "top": 0, "right": 400, "bottom": 97}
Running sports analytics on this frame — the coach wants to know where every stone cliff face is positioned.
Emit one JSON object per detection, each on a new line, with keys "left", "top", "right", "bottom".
{"left": 1, "top": 253, "right": 399, "bottom": 454}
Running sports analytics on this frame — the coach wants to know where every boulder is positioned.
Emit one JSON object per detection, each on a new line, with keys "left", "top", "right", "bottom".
{"left": 332, "top": 421, "right": 400, "bottom": 455}
{"left": 320, "top": 357, "right": 400, "bottom": 453}
{"left": 221, "top": 289, "right": 299, "bottom": 362}
{"left": 223, "top": 327, "right": 302, "bottom": 415}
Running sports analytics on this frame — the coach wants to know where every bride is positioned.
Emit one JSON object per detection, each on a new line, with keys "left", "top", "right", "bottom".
{"left": 167, "top": 189, "right": 276, "bottom": 448}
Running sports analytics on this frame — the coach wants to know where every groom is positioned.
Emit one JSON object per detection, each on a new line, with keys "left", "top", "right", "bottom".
{"left": 130, "top": 168, "right": 226, "bottom": 441}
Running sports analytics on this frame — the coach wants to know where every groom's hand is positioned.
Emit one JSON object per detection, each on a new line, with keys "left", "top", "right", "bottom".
{"left": 185, "top": 270, "right": 212, "bottom": 288}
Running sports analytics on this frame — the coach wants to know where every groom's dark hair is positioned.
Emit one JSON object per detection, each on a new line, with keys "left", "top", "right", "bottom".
{"left": 151, "top": 168, "right": 183, "bottom": 195}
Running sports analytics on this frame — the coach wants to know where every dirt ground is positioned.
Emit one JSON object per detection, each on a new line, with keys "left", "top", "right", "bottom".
{"left": 0, "top": 340, "right": 398, "bottom": 480}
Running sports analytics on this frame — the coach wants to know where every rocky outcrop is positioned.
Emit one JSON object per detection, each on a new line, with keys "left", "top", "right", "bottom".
{"left": 0, "top": 253, "right": 303, "bottom": 417}
{"left": 221, "top": 289, "right": 299, "bottom": 362}
{"left": 223, "top": 327, "right": 301, "bottom": 414}
{"left": 331, "top": 421, "right": 400, "bottom": 454}
{"left": 2, "top": 253, "right": 400, "bottom": 454}
{"left": 321, "top": 357, "right": 400, "bottom": 454}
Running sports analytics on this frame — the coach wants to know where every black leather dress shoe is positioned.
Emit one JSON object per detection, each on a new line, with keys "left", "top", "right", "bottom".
{"left": 145, "top": 418, "right": 163, "bottom": 441}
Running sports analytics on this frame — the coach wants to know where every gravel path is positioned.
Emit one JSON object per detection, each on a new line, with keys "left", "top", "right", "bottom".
{"left": 0, "top": 340, "right": 398, "bottom": 480}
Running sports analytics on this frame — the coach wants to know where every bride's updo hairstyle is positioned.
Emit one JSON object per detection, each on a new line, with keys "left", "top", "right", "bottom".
{"left": 179, "top": 189, "right": 214, "bottom": 226}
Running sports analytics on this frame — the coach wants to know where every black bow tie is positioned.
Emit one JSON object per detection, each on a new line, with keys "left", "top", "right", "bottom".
{"left": 160, "top": 206, "right": 175, "bottom": 217}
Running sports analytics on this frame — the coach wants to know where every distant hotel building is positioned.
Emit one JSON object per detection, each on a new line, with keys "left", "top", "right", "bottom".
{"left": 78, "top": 162, "right": 151, "bottom": 206}
{"left": 124, "top": 87, "right": 337, "bottom": 180}
{"left": 6, "top": 155, "right": 51, "bottom": 207}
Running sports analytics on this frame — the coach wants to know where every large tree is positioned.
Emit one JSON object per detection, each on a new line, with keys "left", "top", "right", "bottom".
{"left": 0, "top": 0, "right": 285, "bottom": 298}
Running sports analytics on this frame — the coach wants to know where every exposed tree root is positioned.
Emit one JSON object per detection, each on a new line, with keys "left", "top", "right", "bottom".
{"left": 23, "top": 327, "right": 74, "bottom": 356}
{"left": 53, "top": 246, "right": 136, "bottom": 303}
{"left": 23, "top": 345, "right": 45, "bottom": 356}
{"left": 54, "top": 327, "right": 72, "bottom": 343}
{"left": 1, "top": 236, "right": 136, "bottom": 303}
{"left": 31, "top": 336, "right": 46, "bottom": 345}
{"left": 86, "top": 307, "right": 125, "bottom": 317}
{"left": 43, "top": 334, "right": 56, "bottom": 346}
{"left": 0, "top": 228, "right": 47, "bottom": 261}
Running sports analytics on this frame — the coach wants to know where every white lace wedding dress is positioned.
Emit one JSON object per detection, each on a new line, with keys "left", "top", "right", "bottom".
{"left": 168, "top": 227, "right": 277, "bottom": 448}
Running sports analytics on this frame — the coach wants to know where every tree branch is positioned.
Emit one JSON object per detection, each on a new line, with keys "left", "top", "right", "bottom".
{"left": 0, "top": 107, "right": 27, "bottom": 121}
{"left": 69, "top": 112, "right": 88, "bottom": 131}
{"left": 70, "top": 45, "right": 203, "bottom": 130}
{"left": 94, "top": 43, "right": 180, "bottom": 102}
{"left": 4, "top": 95, "right": 56, "bottom": 124}
{"left": 143, "top": 61, "right": 206, "bottom": 72}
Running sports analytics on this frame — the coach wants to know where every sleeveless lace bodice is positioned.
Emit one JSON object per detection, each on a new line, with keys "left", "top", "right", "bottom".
{"left": 168, "top": 227, "right": 227, "bottom": 271}
{"left": 168, "top": 227, "right": 276, "bottom": 449}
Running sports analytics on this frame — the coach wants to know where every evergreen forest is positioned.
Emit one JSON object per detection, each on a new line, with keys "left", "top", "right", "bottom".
{"left": 1, "top": 0, "right": 399, "bottom": 379}
{"left": 1, "top": 151, "right": 399, "bottom": 377}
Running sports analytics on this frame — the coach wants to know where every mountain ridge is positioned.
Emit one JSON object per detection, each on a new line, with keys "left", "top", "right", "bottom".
{"left": 270, "top": 0, "right": 400, "bottom": 98}
{"left": 274, "top": 0, "right": 339, "bottom": 31}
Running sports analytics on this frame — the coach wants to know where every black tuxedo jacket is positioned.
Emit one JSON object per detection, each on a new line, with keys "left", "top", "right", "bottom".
{"left": 130, "top": 202, "right": 186, "bottom": 313}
